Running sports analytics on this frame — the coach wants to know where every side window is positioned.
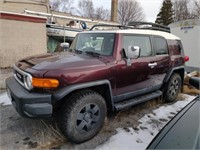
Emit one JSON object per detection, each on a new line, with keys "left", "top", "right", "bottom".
{"left": 155, "top": 37, "right": 168, "bottom": 55}
{"left": 123, "top": 35, "right": 152, "bottom": 57}
{"left": 168, "top": 40, "right": 182, "bottom": 55}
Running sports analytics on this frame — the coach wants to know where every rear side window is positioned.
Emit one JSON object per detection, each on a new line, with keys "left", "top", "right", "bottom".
{"left": 167, "top": 40, "right": 182, "bottom": 55}
{"left": 155, "top": 37, "right": 168, "bottom": 55}
{"left": 123, "top": 35, "right": 152, "bottom": 57}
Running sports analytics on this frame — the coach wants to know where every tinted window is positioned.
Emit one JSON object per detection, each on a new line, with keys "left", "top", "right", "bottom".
{"left": 168, "top": 40, "right": 182, "bottom": 55}
{"left": 123, "top": 35, "right": 152, "bottom": 57}
{"left": 155, "top": 37, "right": 168, "bottom": 55}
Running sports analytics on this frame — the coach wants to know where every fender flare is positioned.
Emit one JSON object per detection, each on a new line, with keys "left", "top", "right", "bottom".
{"left": 163, "top": 66, "right": 185, "bottom": 83}
{"left": 52, "top": 80, "right": 115, "bottom": 110}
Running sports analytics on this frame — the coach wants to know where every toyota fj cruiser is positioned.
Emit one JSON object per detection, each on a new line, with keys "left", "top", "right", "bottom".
{"left": 6, "top": 22, "right": 188, "bottom": 143}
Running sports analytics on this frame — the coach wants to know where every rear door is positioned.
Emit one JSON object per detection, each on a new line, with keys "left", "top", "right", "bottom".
{"left": 154, "top": 36, "right": 170, "bottom": 85}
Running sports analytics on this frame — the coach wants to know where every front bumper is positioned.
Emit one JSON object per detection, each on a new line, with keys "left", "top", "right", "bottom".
{"left": 6, "top": 77, "right": 52, "bottom": 118}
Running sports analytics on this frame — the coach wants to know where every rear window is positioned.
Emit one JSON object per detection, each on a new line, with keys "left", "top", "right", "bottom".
{"left": 167, "top": 40, "right": 182, "bottom": 55}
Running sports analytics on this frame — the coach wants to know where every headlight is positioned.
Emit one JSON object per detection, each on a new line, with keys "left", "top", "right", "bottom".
{"left": 24, "top": 75, "right": 33, "bottom": 90}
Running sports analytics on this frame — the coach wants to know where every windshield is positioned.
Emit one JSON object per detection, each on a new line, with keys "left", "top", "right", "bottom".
{"left": 70, "top": 33, "right": 115, "bottom": 56}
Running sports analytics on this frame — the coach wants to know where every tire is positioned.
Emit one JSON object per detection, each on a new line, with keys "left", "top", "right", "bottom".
{"left": 164, "top": 73, "right": 182, "bottom": 102}
{"left": 58, "top": 90, "right": 107, "bottom": 143}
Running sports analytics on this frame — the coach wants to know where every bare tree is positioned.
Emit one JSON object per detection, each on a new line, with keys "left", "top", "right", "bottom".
{"left": 77, "top": 0, "right": 94, "bottom": 18}
{"left": 49, "top": 0, "right": 75, "bottom": 14}
{"left": 95, "top": 6, "right": 110, "bottom": 20}
{"left": 173, "top": 0, "right": 190, "bottom": 21}
{"left": 118, "top": 0, "right": 145, "bottom": 25}
{"left": 49, "top": 0, "right": 60, "bottom": 11}
{"left": 173, "top": 0, "right": 200, "bottom": 21}
{"left": 194, "top": 0, "right": 200, "bottom": 17}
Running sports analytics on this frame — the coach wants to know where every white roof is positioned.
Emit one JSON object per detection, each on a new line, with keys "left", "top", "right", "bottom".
{"left": 82, "top": 29, "right": 180, "bottom": 40}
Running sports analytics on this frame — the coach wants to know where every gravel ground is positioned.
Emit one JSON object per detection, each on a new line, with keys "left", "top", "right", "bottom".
{"left": 0, "top": 92, "right": 165, "bottom": 150}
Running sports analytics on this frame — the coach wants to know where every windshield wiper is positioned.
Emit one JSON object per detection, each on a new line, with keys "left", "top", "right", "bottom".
{"left": 85, "top": 51, "right": 100, "bottom": 57}
{"left": 71, "top": 49, "right": 82, "bottom": 54}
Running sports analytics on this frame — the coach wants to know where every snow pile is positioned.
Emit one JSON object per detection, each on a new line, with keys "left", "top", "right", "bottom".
{"left": 96, "top": 94, "right": 196, "bottom": 150}
{"left": 0, "top": 92, "right": 12, "bottom": 106}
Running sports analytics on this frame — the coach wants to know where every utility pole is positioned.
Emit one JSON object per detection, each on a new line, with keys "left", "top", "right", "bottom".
{"left": 111, "top": 0, "right": 118, "bottom": 22}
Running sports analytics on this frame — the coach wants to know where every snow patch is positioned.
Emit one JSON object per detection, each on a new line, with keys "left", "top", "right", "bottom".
{"left": 96, "top": 94, "right": 196, "bottom": 150}
{"left": 0, "top": 92, "right": 12, "bottom": 106}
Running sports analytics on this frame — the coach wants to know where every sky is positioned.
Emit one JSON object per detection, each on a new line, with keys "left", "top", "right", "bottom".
{"left": 74, "top": 0, "right": 163, "bottom": 22}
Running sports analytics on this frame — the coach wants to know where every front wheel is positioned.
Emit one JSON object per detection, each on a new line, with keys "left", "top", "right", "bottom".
{"left": 164, "top": 73, "right": 182, "bottom": 102}
{"left": 58, "top": 90, "right": 107, "bottom": 143}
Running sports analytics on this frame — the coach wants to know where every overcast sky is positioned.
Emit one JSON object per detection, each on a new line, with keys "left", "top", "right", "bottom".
{"left": 74, "top": 0, "right": 163, "bottom": 22}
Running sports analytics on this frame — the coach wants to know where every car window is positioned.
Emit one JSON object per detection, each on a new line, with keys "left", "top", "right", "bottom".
{"left": 155, "top": 37, "right": 168, "bottom": 55}
{"left": 167, "top": 40, "right": 182, "bottom": 55}
{"left": 71, "top": 33, "right": 115, "bottom": 56}
{"left": 123, "top": 35, "right": 152, "bottom": 57}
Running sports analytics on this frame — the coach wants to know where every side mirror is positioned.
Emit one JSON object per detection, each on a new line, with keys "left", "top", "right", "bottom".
{"left": 127, "top": 46, "right": 140, "bottom": 59}
{"left": 60, "top": 42, "right": 69, "bottom": 51}
{"left": 125, "top": 46, "right": 140, "bottom": 66}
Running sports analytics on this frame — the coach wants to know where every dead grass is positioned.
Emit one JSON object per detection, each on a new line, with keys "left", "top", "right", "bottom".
{"left": 183, "top": 71, "right": 200, "bottom": 95}
{"left": 177, "top": 93, "right": 188, "bottom": 100}
{"left": 37, "top": 120, "right": 67, "bottom": 150}
{"left": 183, "top": 85, "right": 200, "bottom": 95}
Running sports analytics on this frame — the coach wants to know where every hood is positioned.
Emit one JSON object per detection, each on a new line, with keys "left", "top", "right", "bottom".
{"left": 16, "top": 52, "right": 109, "bottom": 71}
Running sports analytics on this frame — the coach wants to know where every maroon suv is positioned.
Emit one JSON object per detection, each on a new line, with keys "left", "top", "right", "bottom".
{"left": 6, "top": 23, "right": 187, "bottom": 143}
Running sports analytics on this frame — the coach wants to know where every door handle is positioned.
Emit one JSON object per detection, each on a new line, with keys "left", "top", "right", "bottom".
{"left": 148, "top": 62, "right": 157, "bottom": 68}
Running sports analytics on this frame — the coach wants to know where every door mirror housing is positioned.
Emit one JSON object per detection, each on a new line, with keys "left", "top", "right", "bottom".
{"left": 60, "top": 42, "right": 69, "bottom": 51}
{"left": 125, "top": 46, "right": 140, "bottom": 66}
{"left": 127, "top": 46, "right": 140, "bottom": 59}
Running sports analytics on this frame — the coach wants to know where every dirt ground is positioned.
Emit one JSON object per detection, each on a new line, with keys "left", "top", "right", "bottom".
{"left": 0, "top": 94, "right": 186, "bottom": 150}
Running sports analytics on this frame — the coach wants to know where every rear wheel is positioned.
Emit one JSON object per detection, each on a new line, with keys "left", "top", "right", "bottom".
{"left": 58, "top": 90, "right": 106, "bottom": 143}
{"left": 164, "top": 73, "right": 182, "bottom": 102}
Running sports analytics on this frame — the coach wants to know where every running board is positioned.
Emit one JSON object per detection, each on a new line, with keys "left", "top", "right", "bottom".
{"left": 114, "top": 90, "right": 162, "bottom": 111}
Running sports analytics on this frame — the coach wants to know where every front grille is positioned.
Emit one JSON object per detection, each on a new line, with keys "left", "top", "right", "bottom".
{"left": 15, "top": 70, "right": 24, "bottom": 83}
{"left": 13, "top": 65, "right": 33, "bottom": 90}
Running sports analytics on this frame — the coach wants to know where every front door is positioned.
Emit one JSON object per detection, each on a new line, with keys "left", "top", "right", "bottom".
{"left": 114, "top": 35, "right": 159, "bottom": 101}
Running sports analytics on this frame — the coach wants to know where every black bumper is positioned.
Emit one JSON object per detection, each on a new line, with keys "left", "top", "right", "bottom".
{"left": 6, "top": 77, "right": 52, "bottom": 118}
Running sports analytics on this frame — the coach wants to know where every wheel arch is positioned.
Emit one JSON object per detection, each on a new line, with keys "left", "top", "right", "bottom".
{"left": 162, "top": 66, "right": 185, "bottom": 94}
{"left": 53, "top": 80, "right": 114, "bottom": 111}
{"left": 164, "top": 66, "right": 185, "bottom": 85}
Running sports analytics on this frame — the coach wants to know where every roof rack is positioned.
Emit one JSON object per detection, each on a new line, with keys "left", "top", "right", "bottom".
{"left": 128, "top": 21, "right": 170, "bottom": 33}
{"left": 90, "top": 22, "right": 171, "bottom": 33}
{"left": 90, "top": 24, "right": 134, "bottom": 30}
